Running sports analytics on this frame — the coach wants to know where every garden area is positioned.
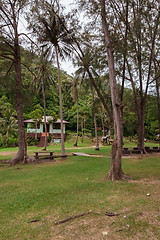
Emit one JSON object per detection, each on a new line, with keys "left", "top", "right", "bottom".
{"left": 0, "top": 139, "right": 160, "bottom": 240}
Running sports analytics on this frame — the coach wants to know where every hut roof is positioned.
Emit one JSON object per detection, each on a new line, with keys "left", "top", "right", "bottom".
{"left": 24, "top": 116, "right": 69, "bottom": 124}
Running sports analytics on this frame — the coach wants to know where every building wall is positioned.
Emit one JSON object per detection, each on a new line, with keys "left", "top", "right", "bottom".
{"left": 27, "top": 123, "right": 66, "bottom": 134}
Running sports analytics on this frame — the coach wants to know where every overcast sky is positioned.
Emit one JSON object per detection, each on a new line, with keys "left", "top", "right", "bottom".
{"left": 59, "top": 0, "right": 76, "bottom": 76}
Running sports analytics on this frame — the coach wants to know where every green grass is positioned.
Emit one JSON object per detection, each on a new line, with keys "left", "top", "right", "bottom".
{"left": 0, "top": 144, "right": 160, "bottom": 239}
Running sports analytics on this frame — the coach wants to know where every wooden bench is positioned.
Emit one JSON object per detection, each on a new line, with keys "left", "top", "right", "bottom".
{"left": 152, "top": 147, "right": 159, "bottom": 152}
{"left": 34, "top": 151, "right": 55, "bottom": 161}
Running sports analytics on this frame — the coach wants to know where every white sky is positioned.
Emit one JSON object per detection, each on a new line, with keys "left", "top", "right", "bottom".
{"left": 59, "top": 0, "right": 76, "bottom": 76}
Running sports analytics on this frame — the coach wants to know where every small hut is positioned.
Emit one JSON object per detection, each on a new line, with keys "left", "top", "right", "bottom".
{"left": 24, "top": 116, "right": 69, "bottom": 146}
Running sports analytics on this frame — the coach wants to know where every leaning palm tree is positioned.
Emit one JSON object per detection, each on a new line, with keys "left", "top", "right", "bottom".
{"left": 30, "top": 1, "right": 73, "bottom": 156}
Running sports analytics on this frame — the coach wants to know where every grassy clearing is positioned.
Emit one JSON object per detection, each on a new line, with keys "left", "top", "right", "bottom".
{"left": 0, "top": 145, "right": 160, "bottom": 240}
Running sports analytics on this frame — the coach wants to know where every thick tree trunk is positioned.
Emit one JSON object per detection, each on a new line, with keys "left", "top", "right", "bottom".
{"left": 55, "top": 46, "right": 66, "bottom": 156}
{"left": 10, "top": 87, "right": 26, "bottom": 165}
{"left": 155, "top": 77, "right": 160, "bottom": 146}
{"left": 10, "top": 19, "right": 27, "bottom": 165}
{"left": 101, "top": 0, "right": 126, "bottom": 180}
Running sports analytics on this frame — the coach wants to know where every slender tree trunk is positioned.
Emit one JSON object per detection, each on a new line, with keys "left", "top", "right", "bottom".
{"left": 101, "top": 0, "right": 126, "bottom": 180}
{"left": 137, "top": 100, "right": 145, "bottom": 153}
{"left": 83, "top": 119, "right": 85, "bottom": 139}
{"left": 6, "top": 129, "right": 9, "bottom": 146}
{"left": 101, "top": 110, "right": 105, "bottom": 136}
{"left": 73, "top": 99, "right": 79, "bottom": 147}
{"left": 70, "top": 36, "right": 113, "bottom": 124}
{"left": 35, "top": 122, "right": 37, "bottom": 139}
{"left": 81, "top": 119, "right": 83, "bottom": 142}
{"left": 86, "top": 68, "right": 113, "bottom": 123}
{"left": 42, "top": 73, "right": 47, "bottom": 150}
{"left": 91, "top": 85, "right": 99, "bottom": 150}
{"left": 94, "top": 115, "right": 99, "bottom": 150}
{"left": 55, "top": 46, "right": 66, "bottom": 156}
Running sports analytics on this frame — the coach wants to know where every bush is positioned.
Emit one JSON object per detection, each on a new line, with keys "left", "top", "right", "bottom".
{"left": 26, "top": 137, "right": 39, "bottom": 146}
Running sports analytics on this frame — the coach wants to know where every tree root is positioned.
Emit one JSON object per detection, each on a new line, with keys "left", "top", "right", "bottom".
{"left": 10, "top": 154, "right": 37, "bottom": 165}
{"left": 55, "top": 211, "right": 121, "bottom": 224}
{"left": 73, "top": 143, "right": 78, "bottom": 147}
{"left": 104, "top": 172, "right": 132, "bottom": 181}
{"left": 23, "top": 155, "right": 38, "bottom": 164}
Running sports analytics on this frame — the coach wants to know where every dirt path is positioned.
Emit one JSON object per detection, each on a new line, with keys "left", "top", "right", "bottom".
{"left": 0, "top": 146, "right": 99, "bottom": 156}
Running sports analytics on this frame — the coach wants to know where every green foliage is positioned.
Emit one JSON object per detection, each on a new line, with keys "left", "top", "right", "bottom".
{"left": 0, "top": 95, "right": 18, "bottom": 147}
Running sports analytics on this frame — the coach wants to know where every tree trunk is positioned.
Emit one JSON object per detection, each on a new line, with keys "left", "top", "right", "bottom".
{"left": 42, "top": 73, "right": 47, "bottom": 150}
{"left": 101, "top": 110, "right": 105, "bottom": 136}
{"left": 94, "top": 115, "right": 99, "bottom": 150}
{"left": 55, "top": 46, "right": 66, "bottom": 156}
{"left": 35, "top": 122, "right": 37, "bottom": 139}
{"left": 155, "top": 76, "right": 160, "bottom": 147}
{"left": 101, "top": 0, "right": 126, "bottom": 180}
{"left": 73, "top": 99, "right": 79, "bottom": 147}
{"left": 91, "top": 85, "right": 99, "bottom": 150}
{"left": 83, "top": 119, "right": 85, "bottom": 139}
{"left": 81, "top": 119, "right": 84, "bottom": 142}
{"left": 10, "top": 19, "right": 27, "bottom": 165}
{"left": 137, "top": 100, "right": 145, "bottom": 153}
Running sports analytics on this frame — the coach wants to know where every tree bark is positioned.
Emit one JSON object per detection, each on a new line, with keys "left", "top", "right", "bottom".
{"left": 35, "top": 122, "right": 37, "bottom": 139}
{"left": 91, "top": 85, "right": 99, "bottom": 150}
{"left": 10, "top": 11, "right": 27, "bottom": 165}
{"left": 94, "top": 115, "right": 99, "bottom": 150}
{"left": 42, "top": 73, "right": 47, "bottom": 150}
{"left": 156, "top": 79, "right": 160, "bottom": 146}
{"left": 81, "top": 119, "right": 84, "bottom": 142}
{"left": 55, "top": 46, "right": 66, "bottom": 156}
{"left": 100, "top": 0, "right": 125, "bottom": 180}
{"left": 137, "top": 100, "right": 145, "bottom": 153}
{"left": 73, "top": 99, "right": 79, "bottom": 147}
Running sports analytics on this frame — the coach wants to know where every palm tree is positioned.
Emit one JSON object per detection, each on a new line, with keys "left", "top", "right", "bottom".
{"left": 31, "top": 1, "right": 73, "bottom": 156}
{"left": 0, "top": 107, "right": 18, "bottom": 146}
{"left": 32, "top": 48, "right": 54, "bottom": 150}
{"left": 69, "top": 75, "right": 80, "bottom": 147}
{"left": 91, "top": 88, "right": 99, "bottom": 151}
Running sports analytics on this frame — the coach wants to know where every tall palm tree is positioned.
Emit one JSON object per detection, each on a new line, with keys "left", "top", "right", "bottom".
{"left": 31, "top": 1, "right": 73, "bottom": 156}
{"left": 69, "top": 75, "right": 80, "bottom": 147}
{"left": 33, "top": 48, "right": 54, "bottom": 150}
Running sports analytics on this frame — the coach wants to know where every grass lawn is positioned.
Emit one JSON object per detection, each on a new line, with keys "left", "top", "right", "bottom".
{"left": 0, "top": 142, "right": 160, "bottom": 240}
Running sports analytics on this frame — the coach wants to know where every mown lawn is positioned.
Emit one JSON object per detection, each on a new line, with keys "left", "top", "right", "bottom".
{"left": 0, "top": 145, "right": 160, "bottom": 240}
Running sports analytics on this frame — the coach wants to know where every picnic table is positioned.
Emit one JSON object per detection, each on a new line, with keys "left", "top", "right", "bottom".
{"left": 34, "top": 151, "right": 55, "bottom": 161}
{"left": 122, "top": 146, "right": 159, "bottom": 155}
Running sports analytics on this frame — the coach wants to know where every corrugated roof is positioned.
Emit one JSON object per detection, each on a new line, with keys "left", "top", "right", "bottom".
{"left": 24, "top": 116, "right": 69, "bottom": 124}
